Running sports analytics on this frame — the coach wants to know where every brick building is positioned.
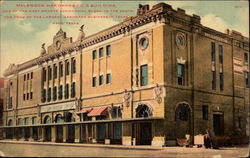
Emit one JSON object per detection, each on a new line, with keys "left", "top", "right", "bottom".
{"left": 0, "top": 3, "right": 249, "bottom": 146}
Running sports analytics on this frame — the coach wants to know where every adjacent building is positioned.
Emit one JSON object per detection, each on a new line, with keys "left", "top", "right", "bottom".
{"left": 0, "top": 78, "right": 4, "bottom": 139}
{"left": 0, "top": 3, "right": 249, "bottom": 146}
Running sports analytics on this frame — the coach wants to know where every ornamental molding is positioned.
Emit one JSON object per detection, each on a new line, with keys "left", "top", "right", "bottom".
{"left": 123, "top": 90, "right": 132, "bottom": 107}
{"left": 154, "top": 84, "right": 163, "bottom": 104}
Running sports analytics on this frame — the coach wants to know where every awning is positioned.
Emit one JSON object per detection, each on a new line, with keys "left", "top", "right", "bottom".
{"left": 76, "top": 108, "right": 93, "bottom": 114}
{"left": 87, "top": 106, "right": 108, "bottom": 117}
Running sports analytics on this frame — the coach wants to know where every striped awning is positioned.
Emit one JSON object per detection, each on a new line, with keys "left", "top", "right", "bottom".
{"left": 76, "top": 108, "right": 93, "bottom": 114}
{"left": 87, "top": 106, "right": 108, "bottom": 117}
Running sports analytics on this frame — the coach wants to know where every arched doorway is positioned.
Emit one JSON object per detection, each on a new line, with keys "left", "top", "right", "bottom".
{"left": 7, "top": 120, "right": 14, "bottom": 139}
{"left": 175, "top": 103, "right": 192, "bottom": 139}
{"left": 134, "top": 104, "right": 153, "bottom": 145}
{"left": 17, "top": 118, "right": 23, "bottom": 139}
{"left": 55, "top": 114, "right": 64, "bottom": 142}
{"left": 43, "top": 116, "right": 52, "bottom": 141}
{"left": 65, "top": 112, "right": 75, "bottom": 143}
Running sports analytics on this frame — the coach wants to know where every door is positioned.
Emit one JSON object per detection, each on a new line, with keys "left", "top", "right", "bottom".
{"left": 213, "top": 114, "right": 224, "bottom": 136}
{"left": 56, "top": 126, "right": 63, "bottom": 142}
{"left": 32, "top": 127, "right": 38, "bottom": 140}
{"left": 45, "top": 127, "right": 51, "bottom": 141}
{"left": 135, "top": 122, "right": 152, "bottom": 145}
{"left": 67, "top": 125, "right": 75, "bottom": 143}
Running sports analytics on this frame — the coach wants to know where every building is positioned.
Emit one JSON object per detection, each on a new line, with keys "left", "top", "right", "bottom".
{"left": 0, "top": 78, "right": 4, "bottom": 139}
{"left": 0, "top": 3, "right": 249, "bottom": 146}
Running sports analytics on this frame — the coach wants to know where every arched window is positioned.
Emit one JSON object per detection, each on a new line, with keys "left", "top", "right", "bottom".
{"left": 8, "top": 120, "right": 13, "bottom": 126}
{"left": 55, "top": 114, "right": 64, "bottom": 123}
{"left": 65, "top": 112, "right": 75, "bottom": 122}
{"left": 136, "top": 104, "right": 152, "bottom": 118}
{"left": 44, "top": 116, "right": 52, "bottom": 124}
{"left": 175, "top": 103, "right": 190, "bottom": 121}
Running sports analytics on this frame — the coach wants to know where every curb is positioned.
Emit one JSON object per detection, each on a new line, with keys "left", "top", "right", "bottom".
{"left": 0, "top": 140, "right": 164, "bottom": 151}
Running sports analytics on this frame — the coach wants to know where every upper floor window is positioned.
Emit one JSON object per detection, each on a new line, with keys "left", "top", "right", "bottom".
{"left": 71, "top": 82, "right": 76, "bottom": 98}
{"left": 58, "top": 85, "right": 63, "bottom": 100}
{"left": 31, "top": 72, "right": 33, "bottom": 79}
{"left": 92, "top": 50, "right": 97, "bottom": 60}
{"left": 27, "top": 93, "right": 29, "bottom": 100}
{"left": 48, "top": 66, "right": 52, "bottom": 80}
{"left": 32, "top": 117, "right": 37, "bottom": 125}
{"left": 41, "top": 89, "right": 46, "bottom": 102}
{"left": 64, "top": 84, "right": 69, "bottom": 99}
{"left": 53, "top": 86, "right": 57, "bottom": 101}
{"left": 245, "top": 72, "right": 249, "bottom": 88}
{"left": 106, "top": 45, "right": 111, "bottom": 56}
{"left": 202, "top": 105, "right": 208, "bottom": 120}
{"left": 53, "top": 64, "right": 57, "bottom": 79}
{"left": 99, "top": 75, "right": 104, "bottom": 85}
{"left": 18, "top": 118, "right": 23, "bottom": 125}
{"left": 219, "top": 45, "right": 223, "bottom": 64}
{"left": 140, "top": 65, "right": 148, "bottom": 86}
{"left": 244, "top": 53, "right": 249, "bottom": 64}
{"left": 211, "top": 42, "right": 216, "bottom": 62}
{"left": 72, "top": 58, "right": 76, "bottom": 73}
{"left": 219, "top": 73, "right": 224, "bottom": 91}
{"left": 30, "top": 92, "right": 33, "bottom": 100}
{"left": 177, "top": 64, "right": 185, "bottom": 86}
{"left": 47, "top": 88, "right": 51, "bottom": 102}
{"left": 23, "top": 94, "right": 26, "bottom": 101}
{"left": 24, "top": 74, "right": 26, "bottom": 81}
{"left": 99, "top": 47, "right": 104, "bottom": 58}
{"left": 27, "top": 73, "right": 30, "bottom": 80}
{"left": 25, "top": 118, "right": 30, "bottom": 125}
{"left": 66, "top": 61, "right": 70, "bottom": 76}
{"left": 92, "top": 77, "right": 96, "bottom": 87}
{"left": 212, "top": 71, "right": 216, "bottom": 90}
{"left": 42, "top": 68, "right": 46, "bottom": 81}
{"left": 106, "top": 73, "right": 111, "bottom": 84}
{"left": 59, "top": 62, "right": 63, "bottom": 77}
{"left": 8, "top": 97, "right": 13, "bottom": 109}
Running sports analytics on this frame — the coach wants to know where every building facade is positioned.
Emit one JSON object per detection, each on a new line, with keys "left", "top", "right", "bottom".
{"left": 0, "top": 78, "right": 4, "bottom": 139}
{"left": 0, "top": 3, "right": 249, "bottom": 146}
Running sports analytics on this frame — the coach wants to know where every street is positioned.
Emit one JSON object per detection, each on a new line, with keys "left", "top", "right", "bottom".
{"left": 0, "top": 141, "right": 249, "bottom": 157}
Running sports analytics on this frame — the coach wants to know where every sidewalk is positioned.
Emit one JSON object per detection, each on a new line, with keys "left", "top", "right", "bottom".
{"left": 0, "top": 140, "right": 164, "bottom": 150}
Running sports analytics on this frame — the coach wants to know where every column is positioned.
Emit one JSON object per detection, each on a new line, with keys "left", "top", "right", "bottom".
{"left": 74, "top": 125, "right": 80, "bottom": 143}
{"left": 41, "top": 127, "right": 45, "bottom": 141}
{"left": 92, "top": 124, "right": 97, "bottom": 143}
{"left": 63, "top": 125, "right": 67, "bottom": 143}
{"left": 2, "top": 129, "right": 6, "bottom": 139}
{"left": 105, "top": 123, "right": 110, "bottom": 144}
{"left": 29, "top": 127, "right": 33, "bottom": 141}
{"left": 51, "top": 126, "right": 56, "bottom": 142}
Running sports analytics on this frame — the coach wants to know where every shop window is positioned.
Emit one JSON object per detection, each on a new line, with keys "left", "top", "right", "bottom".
{"left": 140, "top": 65, "right": 148, "bottom": 86}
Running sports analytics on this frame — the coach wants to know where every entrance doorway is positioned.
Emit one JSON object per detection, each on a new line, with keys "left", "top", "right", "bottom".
{"left": 66, "top": 112, "right": 75, "bottom": 143}
{"left": 55, "top": 114, "right": 64, "bottom": 142}
{"left": 213, "top": 113, "right": 224, "bottom": 136}
{"left": 44, "top": 116, "right": 52, "bottom": 141}
{"left": 134, "top": 122, "right": 152, "bottom": 145}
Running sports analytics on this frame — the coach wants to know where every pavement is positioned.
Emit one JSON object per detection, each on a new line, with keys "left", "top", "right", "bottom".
{"left": 0, "top": 140, "right": 249, "bottom": 157}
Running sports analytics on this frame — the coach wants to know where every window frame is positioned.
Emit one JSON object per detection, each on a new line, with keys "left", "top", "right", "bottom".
{"left": 177, "top": 64, "right": 185, "bottom": 86}
{"left": 140, "top": 64, "right": 148, "bottom": 86}
{"left": 106, "top": 45, "right": 111, "bottom": 56}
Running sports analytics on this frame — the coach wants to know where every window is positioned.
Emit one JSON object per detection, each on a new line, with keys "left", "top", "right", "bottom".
{"left": 42, "top": 68, "right": 46, "bottom": 81}
{"left": 53, "top": 87, "right": 57, "bottom": 101}
{"left": 30, "top": 92, "right": 33, "bottom": 100}
{"left": 23, "top": 94, "right": 26, "bottom": 101}
{"left": 27, "top": 73, "right": 30, "bottom": 80}
{"left": 106, "top": 45, "right": 111, "bottom": 56}
{"left": 66, "top": 61, "right": 70, "bottom": 75}
{"left": 8, "top": 97, "right": 12, "bottom": 109}
{"left": 212, "top": 71, "right": 216, "bottom": 90}
{"left": 99, "top": 47, "right": 104, "bottom": 58}
{"left": 219, "top": 45, "right": 223, "bottom": 64}
{"left": 24, "top": 74, "right": 26, "bottom": 81}
{"left": 59, "top": 85, "right": 63, "bottom": 100}
{"left": 42, "top": 89, "right": 46, "bottom": 102}
{"left": 238, "top": 117, "right": 242, "bottom": 129}
{"left": 177, "top": 64, "right": 185, "bottom": 86}
{"left": 48, "top": 66, "right": 52, "bottom": 80}
{"left": 27, "top": 93, "right": 29, "bottom": 100}
{"left": 244, "top": 53, "right": 249, "bottom": 64}
{"left": 140, "top": 65, "right": 148, "bottom": 86}
{"left": 32, "top": 117, "right": 37, "bottom": 124}
{"left": 71, "top": 82, "right": 76, "bottom": 98}
{"left": 72, "top": 58, "right": 76, "bottom": 73}
{"left": 211, "top": 42, "right": 215, "bottom": 62}
{"left": 59, "top": 62, "right": 63, "bottom": 77}
{"left": 112, "top": 106, "right": 122, "bottom": 119}
{"left": 202, "top": 105, "right": 208, "bottom": 120}
{"left": 92, "top": 50, "right": 97, "bottom": 60}
{"left": 25, "top": 118, "right": 30, "bottom": 125}
{"left": 219, "top": 73, "right": 224, "bottom": 91}
{"left": 175, "top": 104, "right": 189, "bottom": 121}
{"left": 64, "top": 84, "right": 69, "bottom": 99}
{"left": 53, "top": 64, "right": 57, "bottom": 79}
{"left": 31, "top": 72, "right": 33, "bottom": 79}
{"left": 245, "top": 72, "right": 249, "bottom": 88}
{"left": 106, "top": 73, "right": 111, "bottom": 84}
{"left": 99, "top": 75, "right": 104, "bottom": 85}
{"left": 47, "top": 88, "right": 51, "bottom": 102}
{"left": 92, "top": 77, "right": 96, "bottom": 87}
{"left": 18, "top": 118, "right": 23, "bottom": 125}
